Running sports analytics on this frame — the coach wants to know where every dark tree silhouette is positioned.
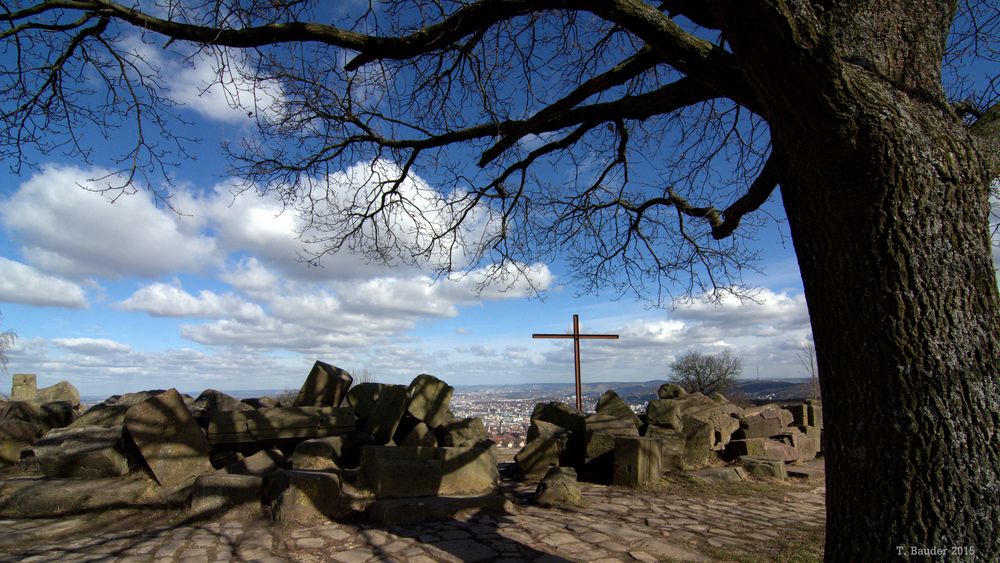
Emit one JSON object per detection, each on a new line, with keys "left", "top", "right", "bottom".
{"left": 1, "top": 2, "right": 998, "bottom": 559}
{"left": 668, "top": 349, "right": 741, "bottom": 396}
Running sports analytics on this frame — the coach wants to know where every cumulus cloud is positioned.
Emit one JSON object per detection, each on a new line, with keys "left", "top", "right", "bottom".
{"left": 1, "top": 165, "right": 219, "bottom": 279}
{"left": 0, "top": 257, "right": 88, "bottom": 308}
{"left": 118, "top": 281, "right": 265, "bottom": 321}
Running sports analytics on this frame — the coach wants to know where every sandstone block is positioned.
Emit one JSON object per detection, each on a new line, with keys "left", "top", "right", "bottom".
{"left": 363, "top": 384, "right": 408, "bottom": 443}
{"left": 399, "top": 421, "right": 437, "bottom": 447}
{"left": 292, "top": 436, "right": 353, "bottom": 470}
{"left": 11, "top": 374, "right": 37, "bottom": 401}
{"left": 645, "top": 399, "right": 684, "bottom": 431}
{"left": 268, "top": 469, "right": 345, "bottom": 524}
{"left": 35, "top": 381, "right": 80, "bottom": 410}
{"left": 345, "top": 382, "right": 385, "bottom": 422}
{"left": 644, "top": 425, "right": 685, "bottom": 471}
{"left": 515, "top": 421, "right": 571, "bottom": 477}
{"left": 70, "top": 391, "right": 165, "bottom": 429}
{"left": 294, "top": 361, "right": 353, "bottom": 408}
{"left": 680, "top": 415, "right": 713, "bottom": 469}
{"left": 224, "top": 448, "right": 284, "bottom": 476}
{"left": 193, "top": 389, "right": 254, "bottom": 413}
{"left": 613, "top": 436, "right": 662, "bottom": 488}
{"left": 190, "top": 473, "right": 263, "bottom": 520}
{"left": 360, "top": 445, "right": 499, "bottom": 498}
{"left": 406, "top": 374, "right": 454, "bottom": 428}
{"left": 436, "top": 417, "right": 488, "bottom": 447}
{"left": 32, "top": 425, "right": 131, "bottom": 478}
{"left": 125, "top": 388, "right": 214, "bottom": 486}
{"left": 741, "top": 456, "right": 788, "bottom": 479}
{"left": 0, "top": 420, "right": 42, "bottom": 465}
{"left": 595, "top": 390, "right": 642, "bottom": 429}
{"left": 726, "top": 438, "right": 800, "bottom": 462}
{"left": 656, "top": 383, "right": 687, "bottom": 400}
{"left": 535, "top": 466, "right": 581, "bottom": 508}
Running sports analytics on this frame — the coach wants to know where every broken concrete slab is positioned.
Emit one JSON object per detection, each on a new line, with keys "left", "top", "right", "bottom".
{"left": 189, "top": 473, "right": 263, "bottom": 520}
{"left": 124, "top": 388, "right": 214, "bottom": 487}
{"left": 294, "top": 361, "right": 353, "bottom": 408}
{"left": 31, "top": 425, "right": 131, "bottom": 478}
{"left": 613, "top": 436, "right": 662, "bottom": 488}
{"left": 406, "top": 374, "right": 454, "bottom": 428}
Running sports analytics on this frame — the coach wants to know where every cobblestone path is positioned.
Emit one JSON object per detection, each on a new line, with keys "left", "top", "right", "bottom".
{"left": 0, "top": 472, "right": 825, "bottom": 562}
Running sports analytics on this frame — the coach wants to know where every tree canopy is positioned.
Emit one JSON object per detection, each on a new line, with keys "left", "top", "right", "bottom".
{"left": 668, "top": 349, "right": 741, "bottom": 396}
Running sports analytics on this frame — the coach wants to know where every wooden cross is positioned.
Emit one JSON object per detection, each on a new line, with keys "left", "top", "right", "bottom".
{"left": 533, "top": 314, "right": 619, "bottom": 411}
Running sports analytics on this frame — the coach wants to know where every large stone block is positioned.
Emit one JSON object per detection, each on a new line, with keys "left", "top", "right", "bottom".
{"left": 360, "top": 445, "right": 499, "bottom": 498}
{"left": 70, "top": 391, "right": 165, "bottom": 429}
{"left": 268, "top": 469, "right": 346, "bottom": 524}
{"left": 124, "top": 389, "right": 214, "bottom": 486}
{"left": 515, "top": 421, "right": 571, "bottom": 477}
{"left": 363, "top": 384, "right": 408, "bottom": 443}
{"left": 534, "top": 466, "right": 581, "bottom": 508}
{"left": 294, "top": 361, "right": 353, "bottom": 408}
{"left": 0, "top": 420, "right": 42, "bottom": 465}
{"left": 595, "top": 390, "right": 642, "bottom": 429}
{"left": 10, "top": 374, "right": 37, "bottom": 401}
{"left": 680, "top": 415, "right": 713, "bottom": 469}
{"left": 735, "top": 409, "right": 790, "bottom": 439}
{"left": 35, "top": 381, "right": 80, "bottom": 410}
{"left": 776, "top": 429, "right": 818, "bottom": 462}
{"left": 584, "top": 414, "right": 641, "bottom": 460}
{"left": 206, "top": 406, "right": 357, "bottom": 445}
{"left": 435, "top": 417, "right": 488, "bottom": 447}
{"left": 193, "top": 389, "right": 254, "bottom": 413}
{"left": 685, "top": 403, "right": 742, "bottom": 451}
{"left": 32, "top": 425, "right": 131, "bottom": 478}
{"left": 224, "top": 448, "right": 284, "bottom": 476}
{"left": 292, "top": 435, "right": 353, "bottom": 470}
{"left": 785, "top": 403, "right": 809, "bottom": 426}
{"left": 613, "top": 436, "right": 662, "bottom": 488}
{"left": 399, "top": 421, "right": 437, "bottom": 447}
{"left": 644, "top": 425, "right": 685, "bottom": 471}
{"left": 645, "top": 399, "right": 684, "bottom": 431}
{"left": 656, "top": 383, "right": 686, "bottom": 400}
{"left": 406, "top": 374, "right": 454, "bottom": 428}
{"left": 345, "top": 383, "right": 385, "bottom": 422}
{"left": 807, "top": 401, "right": 823, "bottom": 429}
{"left": 741, "top": 456, "right": 788, "bottom": 480}
{"left": 190, "top": 473, "right": 263, "bottom": 520}
{"left": 726, "top": 438, "right": 800, "bottom": 463}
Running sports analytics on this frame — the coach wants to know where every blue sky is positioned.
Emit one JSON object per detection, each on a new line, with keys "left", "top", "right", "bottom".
{"left": 0, "top": 9, "right": 824, "bottom": 398}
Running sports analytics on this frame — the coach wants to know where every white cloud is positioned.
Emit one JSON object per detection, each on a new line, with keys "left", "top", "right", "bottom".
{"left": 51, "top": 338, "right": 132, "bottom": 355}
{"left": 121, "top": 36, "right": 285, "bottom": 125}
{"left": 117, "top": 280, "right": 265, "bottom": 321}
{"left": 1, "top": 165, "right": 219, "bottom": 279}
{"left": 0, "top": 257, "right": 88, "bottom": 308}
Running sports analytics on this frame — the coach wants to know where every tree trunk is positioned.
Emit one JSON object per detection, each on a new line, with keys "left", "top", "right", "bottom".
{"left": 776, "top": 70, "right": 1000, "bottom": 560}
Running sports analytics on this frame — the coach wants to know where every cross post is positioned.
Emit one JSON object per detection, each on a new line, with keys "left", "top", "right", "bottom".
{"left": 532, "top": 314, "right": 619, "bottom": 411}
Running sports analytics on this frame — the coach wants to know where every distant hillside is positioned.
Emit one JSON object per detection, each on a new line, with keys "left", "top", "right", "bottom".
{"left": 455, "top": 378, "right": 819, "bottom": 403}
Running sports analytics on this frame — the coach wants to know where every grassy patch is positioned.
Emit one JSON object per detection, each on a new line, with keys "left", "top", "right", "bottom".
{"left": 702, "top": 524, "right": 825, "bottom": 563}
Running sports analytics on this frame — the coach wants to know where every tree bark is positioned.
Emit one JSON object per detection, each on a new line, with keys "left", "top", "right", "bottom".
{"left": 776, "top": 71, "right": 1000, "bottom": 561}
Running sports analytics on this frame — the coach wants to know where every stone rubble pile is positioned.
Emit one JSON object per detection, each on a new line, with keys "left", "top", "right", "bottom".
{"left": 514, "top": 383, "right": 823, "bottom": 489}
{"left": 0, "top": 363, "right": 502, "bottom": 525}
